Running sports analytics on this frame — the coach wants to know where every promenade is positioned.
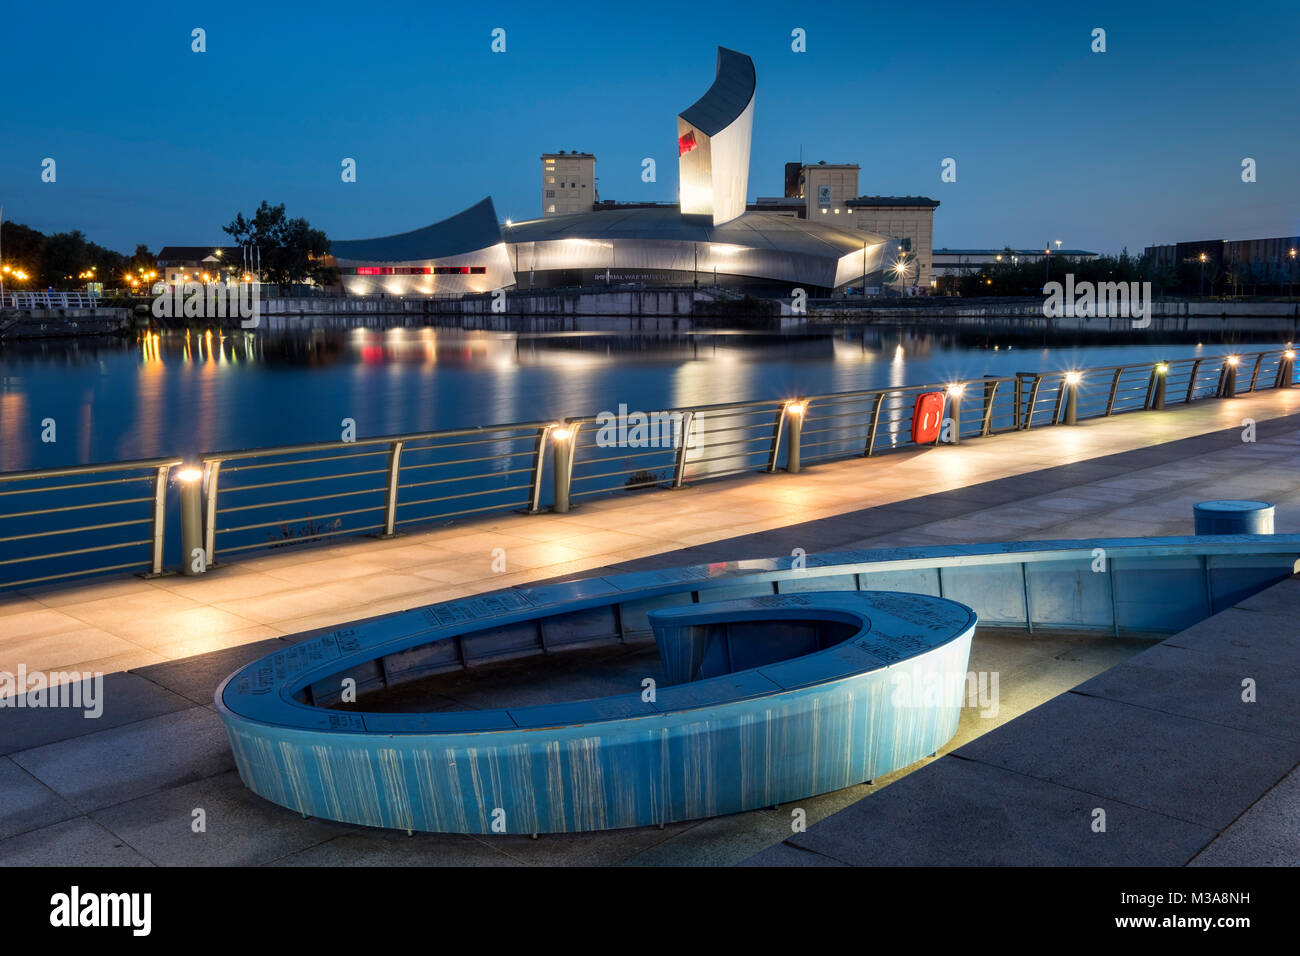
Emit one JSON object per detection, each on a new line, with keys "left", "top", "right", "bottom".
{"left": 2, "top": 388, "right": 1299, "bottom": 865}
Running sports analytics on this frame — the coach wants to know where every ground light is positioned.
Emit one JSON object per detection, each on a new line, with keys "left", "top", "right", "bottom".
{"left": 551, "top": 425, "right": 575, "bottom": 513}
{"left": 784, "top": 401, "right": 807, "bottom": 473}
{"left": 176, "top": 466, "right": 205, "bottom": 576}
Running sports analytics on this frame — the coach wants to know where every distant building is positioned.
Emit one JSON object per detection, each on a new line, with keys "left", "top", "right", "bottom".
{"left": 331, "top": 48, "right": 891, "bottom": 298}
{"left": 1144, "top": 235, "right": 1299, "bottom": 295}
{"left": 933, "top": 247, "right": 1100, "bottom": 287}
{"left": 845, "top": 198, "right": 941, "bottom": 290}
{"left": 542, "top": 152, "right": 597, "bottom": 217}
{"left": 792, "top": 161, "right": 860, "bottom": 217}
{"left": 154, "top": 246, "right": 244, "bottom": 285}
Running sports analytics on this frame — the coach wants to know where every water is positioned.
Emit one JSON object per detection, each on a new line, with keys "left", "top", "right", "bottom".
{"left": 0, "top": 324, "right": 1269, "bottom": 472}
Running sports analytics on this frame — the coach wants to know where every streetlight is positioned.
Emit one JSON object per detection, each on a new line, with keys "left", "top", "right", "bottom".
{"left": 1199, "top": 252, "right": 1208, "bottom": 297}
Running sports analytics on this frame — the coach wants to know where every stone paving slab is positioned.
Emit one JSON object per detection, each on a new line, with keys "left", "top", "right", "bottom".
{"left": 0, "top": 672, "right": 194, "bottom": 756}
{"left": 1072, "top": 642, "right": 1300, "bottom": 742}
{"left": 0, "top": 756, "right": 78, "bottom": 841}
{"left": 1189, "top": 767, "right": 1300, "bottom": 866}
{"left": 748, "top": 756, "right": 1217, "bottom": 867}
{"left": 10, "top": 706, "right": 234, "bottom": 814}
{"left": 951, "top": 692, "right": 1300, "bottom": 831}
{"left": 0, "top": 816, "right": 154, "bottom": 866}
{"left": 89, "top": 771, "right": 356, "bottom": 867}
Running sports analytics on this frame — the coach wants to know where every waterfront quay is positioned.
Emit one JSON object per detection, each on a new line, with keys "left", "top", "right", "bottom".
{"left": 2, "top": 384, "right": 1299, "bottom": 864}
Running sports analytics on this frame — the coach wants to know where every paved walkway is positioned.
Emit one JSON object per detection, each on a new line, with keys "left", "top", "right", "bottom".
{"left": 748, "top": 574, "right": 1300, "bottom": 867}
{"left": 4, "top": 388, "right": 1300, "bottom": 682}
{"left": 2, "top": 390, "right": 1300, "bottom": 865}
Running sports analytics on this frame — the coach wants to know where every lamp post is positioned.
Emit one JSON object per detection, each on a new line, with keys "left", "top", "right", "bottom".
{"left": 1199, "top": 252, "right": 1208, "bottom": 297}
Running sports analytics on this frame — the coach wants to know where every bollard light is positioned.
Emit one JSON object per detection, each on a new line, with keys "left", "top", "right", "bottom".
{"left": 945, "top": 385, "right": 964, "bottom": 444}
{"left": 1152, "top": 362, "right": 1169, "bottom": 410}
{"left": 1062, "top": 371, "right": 1080, "bottom": 424}
{"left": 177, "top": 466, "right": 205, "bottom": 576}
{"left": 784, "top": 401, "right": 806, "bottom": 472}
{"left": 551, "top": 424, "right": 575, "bottom": 513}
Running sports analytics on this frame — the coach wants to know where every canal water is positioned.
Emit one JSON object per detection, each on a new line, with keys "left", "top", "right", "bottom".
{"left": 0, "top": 324, "right": 1272, "bottom": 472}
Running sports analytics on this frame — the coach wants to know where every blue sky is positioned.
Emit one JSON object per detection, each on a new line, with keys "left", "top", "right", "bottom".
{"left": 1, "top": 0, "right": 1296, "bottom": 256}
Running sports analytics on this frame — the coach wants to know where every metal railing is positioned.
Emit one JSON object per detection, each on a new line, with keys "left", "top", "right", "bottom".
{"left": 0, "top": 457, "right": 183, "bottom": 589}
{"left": 2, "top": 291, "right": 104, "bottom": 310}
{"left": 0, "top": 347, "right": 1294, "bottom": 589}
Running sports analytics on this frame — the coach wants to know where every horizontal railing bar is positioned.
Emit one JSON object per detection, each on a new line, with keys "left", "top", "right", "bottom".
{"left": 0, "top": 539, "right": 151, "bottom": 566}
{"left": 215, "top": 505, "right": 384, "bottom": 534}
{"left": 217, "top": 486, "right": 388, "bottom": 515}
{"left": 0, "top": 496, "right": 153, "bottom": 520}
{"left": 1, "top": 559, "right": 150, "bottom": 590}
{"left": 0, "top": 457, "right": 184, "bottom": 483}
{"left": 202, "top": 423, "right": 556, "bottom": 462}
{"left": 398, "top": 467, "right": 534, "bottom": 491}
{"left": 0, "top": 517, "right": 150, "bottom": 544}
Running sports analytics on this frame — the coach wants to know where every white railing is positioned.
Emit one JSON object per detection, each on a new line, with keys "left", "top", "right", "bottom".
{"left": 2, "top": 290, "right": 103, "bottom": 309}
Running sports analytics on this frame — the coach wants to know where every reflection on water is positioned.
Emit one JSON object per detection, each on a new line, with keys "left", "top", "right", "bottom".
{"left": 0, "top": 326, "right": 1261, "bottom": 470}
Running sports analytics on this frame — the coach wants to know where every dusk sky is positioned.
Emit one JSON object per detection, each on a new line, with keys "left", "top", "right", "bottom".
{"left": 2, "top": 0, "right": 1297, "bottom": 256}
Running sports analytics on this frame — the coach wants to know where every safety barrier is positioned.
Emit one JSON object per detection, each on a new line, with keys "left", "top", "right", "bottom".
{"left": 1, "top": 347, "right": 1294, "bottom": 589}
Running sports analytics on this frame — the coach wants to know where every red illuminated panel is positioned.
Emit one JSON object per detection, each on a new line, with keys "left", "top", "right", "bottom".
{"left": 356, "top": 267, "right": 383, "bottom": 275}
{"left": 678, "top": 130, "right": 697, "bottom": 156}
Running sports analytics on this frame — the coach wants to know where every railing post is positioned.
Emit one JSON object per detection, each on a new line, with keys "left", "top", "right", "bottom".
{"left": 379, "top": 440, "right": 404, "bottom": 537}
{"left": 202, "top": 459, "right": 221, "bottom": 566}
{"left": 1185, "top": 358, "right": 1203, "bottom": 403}
{"left": 1249, "top": 353, "right": 1264, "bottom": 392}
{"left": 1013, "top": 375, "right": 1024, "bottom": 430}
{"left": 146, "top": 464, "right": 170, "bottom": 577}
{"left": 864, "top": 393, "right": 884, "bottom": 456}
{"left": 1104, "top": 368, "right": 1122, "bottom": 415}
{"left": 551, "top": 423, "right": 577, "bottom": 513}
{"left": 1023, "top": 375, "right": 1043, "bottom": 429}
{"left": 981, "top": 378, "right": 998, "bottom": 436}
{"left": 526, "top": 426, "right": 551, "bottom": 513}
{"left": 766, "top": 406, "right": 787, "bottom": 473}
{"left": 672, "top": 412, "right": 695, "bottom": 488}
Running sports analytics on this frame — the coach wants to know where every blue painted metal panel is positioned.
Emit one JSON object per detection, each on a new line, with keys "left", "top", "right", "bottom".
{"left": 1110, "top": 555, "right": 1211, "bottom": 633}
{"left": 939, "top": 563, "right": 1028, "bottom": 624}
{"left": 1026, "top": 556, "right": 1114, "bottom": 629}
{"left": 217, "top": 535, "right": 1300, "bottom": 834}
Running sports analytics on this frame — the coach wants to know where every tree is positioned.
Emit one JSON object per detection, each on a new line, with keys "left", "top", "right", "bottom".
{"left": 42, "top": 231, "right": 91, "bottom": 288}
{"left": 223, "top": 201, "right": 334, "bottom": 288}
